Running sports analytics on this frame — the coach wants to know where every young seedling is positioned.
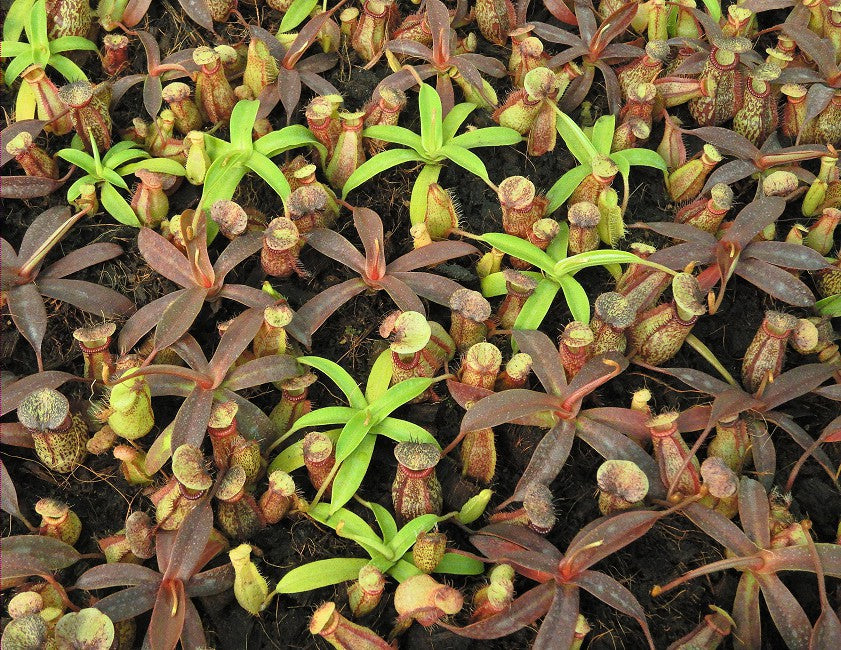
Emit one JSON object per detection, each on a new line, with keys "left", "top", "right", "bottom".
{"left": 56, "top": 138, "right": 185, "bottom": 227}
{"left": 653, "top": 478, "right": 841, "bottom": 650}
{"left": 0, "top": 0, "right": 96, "bottom": 89}
{"left": 530, "top": 1, "right": 643, "bottom": 115}
{"left": 288, "top": 206, "right": 477, "bottom": 346}
{"left": 479, "top": 220, "right": 675, "bottom": 326}
{"left": 342, "top": 83, "right": 521, "bottom": 226}
{"left": 110, "top": 30, "right": 196, "bottom": 119}
{"left": 451, "top": 330, "right": 663, "bottom": 510}
{"left": 114, "top": 308, "right": 298, "bottom": 462}
{"left": 647, "top": 361, "right": 840, "bottom": 495}
{"left": 119, "top": 210, "right": 270, "bottom": 354}
{"left": 265, "top": 500, "right": 482, "bottom": 607}
{"left": 444, "top": 509, "right": 679, "bottom": 648}
{"left": 268, "top": 352, "right": 444, "bottom": 513}
{"left": 546, "top": 112, "right": 668, "bottom": 217}
{"left": 380, "top": 0, "right": 506, "bottom": 116}
{"left": 689, "top": 128, "right": 827, "bottom": 193}
{"left": 247, "top": 6, "right": 344, "bottom": 123}
{"left": 1, "top": 206, "right": 134, "bottom": 369}
{"left": 642, "top": 197, "right": 829, "bottom": 313}
{"left": 76, "top": 504, "right": 234, "bottom": 650}
{"left": 198, "top": 99, "right": 325, "bottom": 238}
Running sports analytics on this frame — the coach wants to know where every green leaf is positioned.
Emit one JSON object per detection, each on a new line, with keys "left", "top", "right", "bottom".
{"left": 482, "top": 233, "right": 555, "bottom": 274}
{"left": 388, "top": 559, "right": 422, "bottom": 582}
{"left": 434, "top": 553, "right": 485, "bottom": 575}
{"left": 513, "top": 280, "right": 560, "bottom": 331}
{"left": 298, "top": 356, "right": 367, "bottom": 409}
{"left": 816, "top": 293, "right": 841, "bottom": 317}
{"left": 106, "top": 149, "right": 151, "bottom": 171}
{"left": 555, "top": 109, "right": 597, "bottom": 165}
{"left": 0, "top": 41, "right": 29, "bottom": 57}
{"left": 268, "top": 429, "right": 340, "bottom": 473}
{"left": 365, "top": 349, "right": 393, "bottom": 403}
{"left": 103, "top": 139, "right": 144, "bottom": 160}
{"left": 279, "top": 0, "right": 319, "bottom": 33}
{"left": 480, "top": 268, "right": 544, "bottom": 298}
{"left": 120, "top": 157, "right": 186, "bottom": 176}
{"left": 330, "top": 435, "right": 376, "bottom": 514}
{"left": 372, "top": 417, "right": 439, "bottom": 447}
{"left": 229, "top": 100, "right": 259, "bottom": 151}
{"left": 334, "top": 409, "right": 374, "bottom": 464}
{"left": 254, "top": 124, "right": 324, "bottom": 159}
{"left": 449, "top": 127, "right": 522, "bottom": 149}
{"left": 408, "top": 163, "right": 442, "bottom": 226}
{"left": 439, "top": 143, "right": 489, "bottom": 181}
{"left": 246, "top": 151, "right": 291, "bottom": 202}
{"left": 559, "top": 275, "right": 590, "bottom": 323}
{"left": 612, "top": 147, "right": 668, "bottom": 171}
{"left": 309, "top": 504, "right": 383, "bottom": 552}
{"left": 419, "top": 83, "right": 443, "bottom": 154}
{"left": 362, "top": 125, "right": 423, "bottom": 152}
{"left": 590, "top": 115, "right": 616, "bottom": 155}
{"left": 29, "top": 0, "right": 48, "bottom": 48}
{"left": 342, "top": 149, "right": 423, "bottom": 198}
{"left": 546, "top": 221, "right": 570, "bottom": 261}
{"left": 66, "top": 175, "right": 96, "bottom": 201}
{"left": 369, "top": 377, "right": 438, "bottom": 421}
{"left": 365, "top": 502, "right": 398, "bottom": 544}
{"left": 281, "top": 406, "right": 357, "bottom": 438}
{"left": 546, "top": 164, "right": 591, "bottom": 214}
{"left": 56, "top": 149, "right": 97, "bottom": 175}
{"left": 274, "top": 558, "right": 370, "bottom": 594}
{"left": 701, "top": 0, "right": 722, "bottom": 22}
{"left": 390, "top": 514, "right": 442, "bottom": 559}
{"left": 50, "top": 36, "right": 98, "bottom": 54}
{"left": 100, "top": 183, "right": 141, "bottom": 227}
{"left": 556, "top": 249, "right": 663, "bottom": 276}
{"left": 3, "top": 0, "right": 33, "bottom": 41}
{"left": 4, "top": 52, "right": 35, "bottom": 85}
{"left": 100, "top": 167, "right": 129, "bottom": 190}
{"left": 441, "top": 102, "right": 476, "bottom": 141}
{"left": 47, "top": 54, "right": 87, "bottom": 82}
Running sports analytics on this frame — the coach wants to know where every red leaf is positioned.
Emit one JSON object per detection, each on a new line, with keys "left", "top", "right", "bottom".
{"left": 0, "top": 175, "right": 69, "bottom": 199}
{"left": 19, "top": 206, "right": 72, "bottom": 262}
{"left": 443, "top": 582, "right": 555, "bottom": 639}
{"left": 1, "top": 371, "right": 76, "bottom": 416}
{"left": 534, "top": 585, "right": 578, "bottom": 650}
{"left": 461, "top": 389, "right": 559, "bottom": 431}
{"left": 223, "top": 354, "right": 299, "bottom": 392}
{"left": 7, "top": 284, "right": 47, "bottom": 364}
{"left": 149, "top": 578, "right": 187, "bottom": 650}
{"left": 170, "top": 388, "right": 214, "bottom": 450}
{"left": 737, "top": 478, "right": 771, "bottom": 549}
{"left": 574, "top": 571, "right": 654, "bottom": 649}
{"left": 178, "top": 0, "right": 216, "bottom": 32}
{"left": 41, "top": 242, "right": 124, "bottom": 279}
{"left": 213, "top": 233, "right": 263, "bottom": 283}
{"left": 513, "top": 330, "right": 567, "bottom": 396}
{"left": 287, "top": 278, "right": 366, "bottom": 347}
{"left": 37, "top": 278, "right": 135, "bottom": 317}
{"left": 119, "top": 291, "right": 183, "bottom": 354}
{"left": 305, "top": 229, "right": 366, "bottom": 274}
{"left": 154, "top": 287, "right": 207, "bottom": 351}
{"left": 209, "top": 308, "right": 265, "bottom": 385}
{"left": 138, "top": 228, "right": 196, "bottom": 288}
{"left": 122, "top": 0, "right": 154, "bottom": 27}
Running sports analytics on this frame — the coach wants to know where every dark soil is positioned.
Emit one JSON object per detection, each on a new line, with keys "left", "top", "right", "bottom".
{"left": 2, "top": 1, "right": 840, "bottom": 649}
